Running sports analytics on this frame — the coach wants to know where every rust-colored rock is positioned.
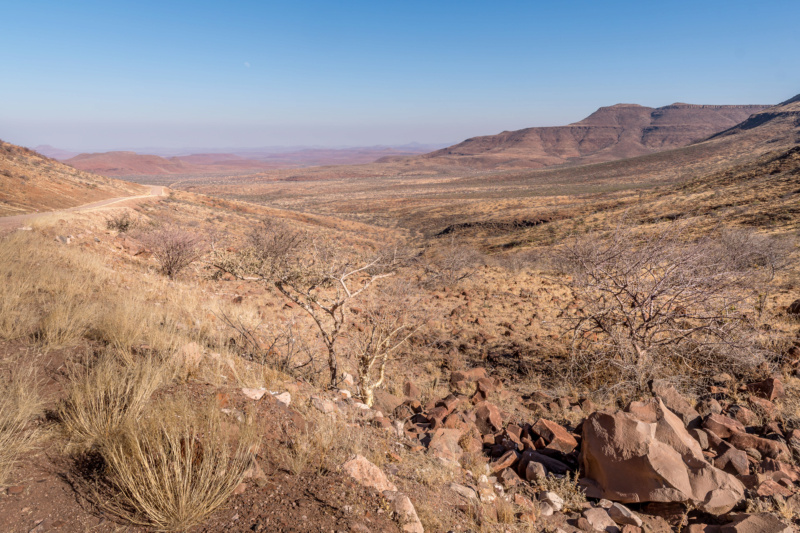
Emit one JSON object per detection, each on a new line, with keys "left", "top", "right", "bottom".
{"left": 532, "top": 418, "right": 578, "bottom": 454}
{"left": 474, "top": 401, "right": 503, "bottom": 434}
{"left": 703, "top": 414, "right": 745, "bottom": 439}
{"left": 746, "top": 377, "right": 785, "bottom": 401}
{"left": 580, "top": 399, "right": 744, "bottom": 514}
{"left": 342, "top": 455, "right": 397, "bottom": 493}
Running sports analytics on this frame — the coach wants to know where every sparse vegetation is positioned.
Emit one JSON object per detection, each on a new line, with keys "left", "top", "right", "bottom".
{"left": 0, "top": 358, "right": 43, "bottom": 487}
{"left": 106, "top": 210, "right": 137, "bottom": 232}
{"left": 139, "top": 224, "right": 205, "bottom": 279}
{"left": 58, "top": 352, "right": 168, "bottom": 450}
{"left": 97, "top": 396, "right": 256, "bottom": 531}
{"left": 556, "top": 220, "right": 776, "bottom": 393}
{"left": 214, "top": 218, "right": 402, "bottom": 386}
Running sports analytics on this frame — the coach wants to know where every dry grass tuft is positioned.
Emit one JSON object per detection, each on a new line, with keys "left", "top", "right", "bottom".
{"left": 58, "top": 352, "right": 169, "bottom": 450}
{"left": 534, "top": 472, "right": 586, "bottom": 512}
{"left": 0, "top": 360, "right": 43, "bottom": 486}
{"left": 275, "top": 410, "right": 361, "bottom": 475}
{"left": 98, "top": 396, "right": 256, "bottom": 531}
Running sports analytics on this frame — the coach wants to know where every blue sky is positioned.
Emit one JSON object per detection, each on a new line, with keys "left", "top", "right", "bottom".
{"left": 1, "top": 0, "right": 798, "bottom": 151}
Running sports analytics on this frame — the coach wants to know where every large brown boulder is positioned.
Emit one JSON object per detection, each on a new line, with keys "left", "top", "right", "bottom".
{"left": 581, "top": 399, "right": 744, "bottom": 515}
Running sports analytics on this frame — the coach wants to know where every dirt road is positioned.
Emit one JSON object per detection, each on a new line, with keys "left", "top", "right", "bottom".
{"left": 0, "top": 185, "right": 166, "bottom": 229}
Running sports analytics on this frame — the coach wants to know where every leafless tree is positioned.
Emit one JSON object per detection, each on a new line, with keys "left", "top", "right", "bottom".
{"left": 420, "top": 236, "right": 484, "bottom": 288}
{"left": 217, "top": 311, "right": 323, "bottom": 382}
{"left": 139, "top": 225, "right": 204, "bottom": 279}
{"left": 556, "top": 220, "right": 771, "bottom": 392}
{"left": 346, "top": 281, "right": 425, "bottom": 407}
{"left": 213, "top": 219, "right": 403, "bottom": 387}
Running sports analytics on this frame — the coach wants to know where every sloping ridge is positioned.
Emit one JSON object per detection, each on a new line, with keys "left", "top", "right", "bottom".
{"left": 66, "top": 151, "right": 201, "bottom": 176}
{"left": 0, "top": 141, "right": 147, "bottom": 216}
{"left": 708, "top": 93, "right": 800, "bottom": 140}
{"left": 407, "top": 102, "right": 769, "bottom": 170}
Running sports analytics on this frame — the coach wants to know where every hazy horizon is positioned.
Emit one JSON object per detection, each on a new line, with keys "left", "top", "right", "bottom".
{"left": 1, "top": 0, "right": 798, "bottom": 152}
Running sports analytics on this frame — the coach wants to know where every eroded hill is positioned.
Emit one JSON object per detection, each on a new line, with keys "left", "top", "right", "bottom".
{"left": 389, "top": 102, "right": 768, "bottom": 170}
{"left": 0, "top": 141, "right": 147, "bottom": 216}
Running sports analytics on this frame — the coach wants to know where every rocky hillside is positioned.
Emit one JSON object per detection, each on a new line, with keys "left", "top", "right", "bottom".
{"left": 401, "top": 103, "right": 768, "bottom": 170}
{"left": 0, "top": 141, "right": 146, "bottom": 216}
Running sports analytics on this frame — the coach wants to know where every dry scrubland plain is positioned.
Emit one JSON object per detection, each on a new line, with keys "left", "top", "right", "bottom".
{"left": 0, "top": 95, "right": 799, "bottom": 532}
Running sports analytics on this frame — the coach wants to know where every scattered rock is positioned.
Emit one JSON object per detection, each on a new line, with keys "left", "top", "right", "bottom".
{"left": 539, "top": 491, "right": 564, "bottom": 512}
{"left": 720, "top": 512, "right": 793, "bottom": 532}
{"left": 311, "top": 396, "right": 337, "bottom": 414}
{"left": 582, "top": 507, "right": 620, "bottom": 532}
{"left": 342, "top": 455, "right": 397, "bottom": 493}
{"left": 382, "top": 491, "right": 424, "bottom": 533}
{"left": 607, "top": 502, "right": 643, "bottom": 527}
{"left": 273, "top": 391, "right": 291, "bottom": 406}
{"left": 532, "top": 418, "right": 578, "bottom": 453}
{"left": 242, "top": 388, "right": 268, "bottom": 400}
{"left": 449, "top": 482, "right": 478, "bottom": 501}
{"left": 651, "top": 381, "right": 702, "bottom": 429}
{"left": 474, "top": 401, "right": 503, "bottom": 434}
{"left": 428, "top": 428, "right": 464, "bottom": 462}
{"left": 746, "top": 377, "right": 785, "bottom": 401}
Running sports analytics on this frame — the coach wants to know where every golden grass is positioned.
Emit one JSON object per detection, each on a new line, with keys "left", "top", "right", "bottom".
{"left": 534, "top": 472, "right": 586, "bottom": 513}
{"left": 98, "top": 395, "right": 256, "bottom": 531}
{"left": 58, "top": 352, "right": 170, "bottom": 450}
{"left": 275, "top": 409, "right": 362, "bottom": 476}
{"left": 0, "top": 358, "right": 43, "bottom": 486}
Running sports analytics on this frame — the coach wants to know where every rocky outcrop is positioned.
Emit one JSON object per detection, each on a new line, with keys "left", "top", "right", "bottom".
{"left": 580, "top": 398, "right": 745, "bottom": 514}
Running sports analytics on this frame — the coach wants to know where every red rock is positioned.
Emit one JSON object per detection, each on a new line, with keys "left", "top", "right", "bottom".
{"left": 403, "top": 381, "right": 420, "bottom": 399}
{"left": 474, "top": 401, "right": 503, "bottom": 434}
{"left": 728, "top": 430, "right": 791, "bottom": 461}
{"left": 714, "top": 445, "right": 750, "bottom": 476}
{"left": 450, "top": 367, "right": 487, "bottom": 384}
{"left": 727, "top": 405, "right": 758, "bottom": 427}
{"left": 428, "top": 428, "right": 464, "bottom": 462}
{"left": 499, "top": 467, "right": 522, "bottom": 487}
{"left": 6, "top": 485, "right": 24, "bottom": 495}
{"left": 437, "top": 394, "right": 462, "bottom": 414}
{"left": 581, "top": 399, "right": 745, "bottom": 515}
{"left": 342, "top": 455, "right": 397, "bottom": 493}
{"left": 756, "top": 479, "right": 794, "bottom": 498}
{"left": 532, "top": 418, "right": 578, "bottom": 453}
{"left": 703, "top": 414, "right": 746, "bottom": 439}
{"left": 490, "top": 450, "right": 519, "bottom": 473}
{"left": 747, "top": 377, "right": 785, "bottom": 401}
{"left": 513, "top": 493, "right": 535, "bottom": 509}
{"left": 720, "top": 512, "right": 793, "bottom": 532}
{"left": 759, "top": 458, "right": 800, "bottom": 482}
{"left": 747, "top": 395, "right": 775, "bottom": 416}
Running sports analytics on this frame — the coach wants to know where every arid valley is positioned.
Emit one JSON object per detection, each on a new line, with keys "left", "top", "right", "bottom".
{"left": 2, "top": 3, "right": 800, "bottom": 532}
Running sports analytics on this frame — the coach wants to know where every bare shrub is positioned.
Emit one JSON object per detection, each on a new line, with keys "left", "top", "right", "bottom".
{"left": 58, "top": 352, "right": 168, "bottom": 450}
{"left": 0, "top": 360, "right": 43, "bottom": 486}
{"left": 139, "top": 225, "right": 204, "bottom": 279}
{"left": 420, "top": 236, "right": 484, "bottom": 288}
{"left": 556, "top": 221, "right": 771, "bottom": 393}
{"left": 98, "top": 396, "right": 256, "bottom": 531}
{"left": 717, "top": 227, "right": 794, "bottom": 282}
{"left": 106, "top": 211, "right": 137, "bottom": 232}
{"left": 219, "top": 311, "right": 324, "bottom": 384}
{"left": 347, "top": 281, "right": 426, "bottom": 407}
{"left": 213, "top": 218, "right": 401, "bottom": 386}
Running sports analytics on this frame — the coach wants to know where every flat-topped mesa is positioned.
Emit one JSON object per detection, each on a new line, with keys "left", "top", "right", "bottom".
{"left": 417, "top": 100, "right": 771, "bottom": 169}
{"left": 661, "top": 103, "right": 770, "bottom": 110}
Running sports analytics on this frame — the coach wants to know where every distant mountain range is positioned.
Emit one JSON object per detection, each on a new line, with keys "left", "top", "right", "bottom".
{"left": 35, "top": 144, "right": 449, "bottom": 177}
{"left": 378, "top": 103, "right": 770, "bottom": 169}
